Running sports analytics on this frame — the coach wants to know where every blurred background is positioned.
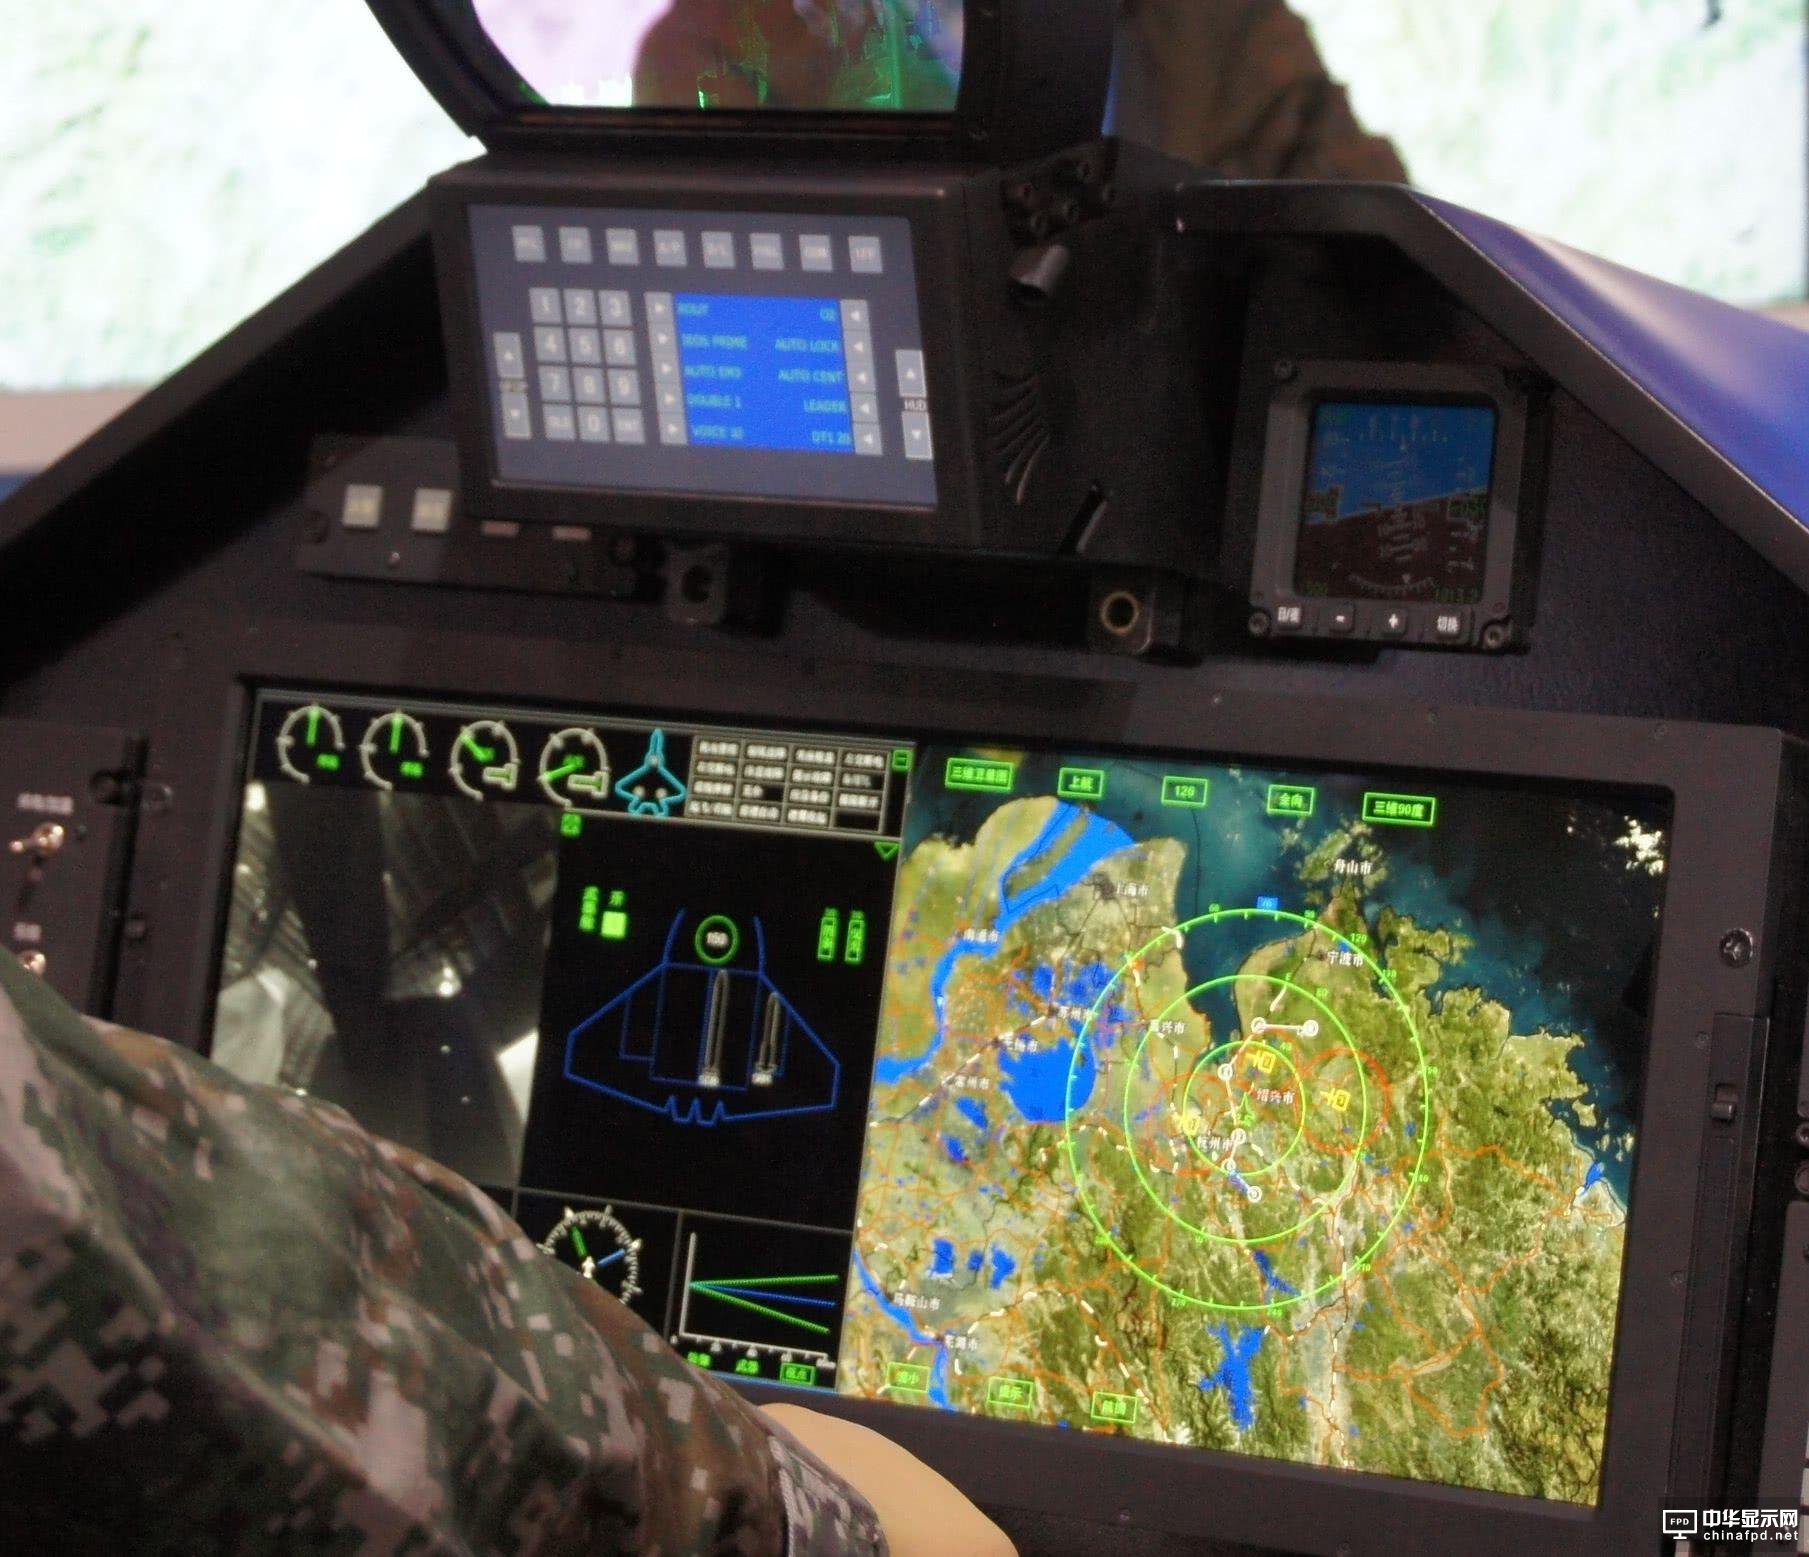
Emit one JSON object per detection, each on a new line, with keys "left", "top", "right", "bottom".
{"left": 1, "top": 0, "right": 1803, "bottom": 478}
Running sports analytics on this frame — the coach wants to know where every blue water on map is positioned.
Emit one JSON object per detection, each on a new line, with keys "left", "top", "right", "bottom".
{"left": 1252, "top": 1250, "right": 1299, "bottom": 1297}
{"left": 943, "top": 1136, "right": 967, "bottom": 1164}
{"left": 1001, "top": 1038, "right": 1095, "bottom": 1123}
{"left": 854, "top": 1251, "right": 954, "bottom": 1410}
{"left": 988, "top": 1247, "right": 1018, "bottom": 1290}
{"left": 1199, "top": 1324, "right": 1266, "bottom": 1431}
{"left": 874, "top": 803, "right": 1130, "bottom": 1087}
{"left": 955, "top": 1097, "right": 989, "bottom": 1132}
{"left": 931, "top": 1239, "right": 955, "bottom": 1275}
{"left": 998, "top": 806, "right": 1133, "bottom": 931}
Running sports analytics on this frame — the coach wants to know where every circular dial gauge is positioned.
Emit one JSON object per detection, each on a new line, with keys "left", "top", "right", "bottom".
{"left": 275, "top": 704, "right": 345, "bottom": 784}
{"left": 449, "top": 720, "right": 521, "bottom": 800}
{"left": 538, "top": 729, "right": 612, "bottom": 809}
{"left": 359, "top": 711, "right": 429, "bottom": 791}
{"left": 539, "top": 1205, "right": 643, "bottom": 1305}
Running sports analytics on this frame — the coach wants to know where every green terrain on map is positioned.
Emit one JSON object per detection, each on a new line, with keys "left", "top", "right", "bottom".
{"left": 842, "top": 771, "right": 1651, "bottom": 1504}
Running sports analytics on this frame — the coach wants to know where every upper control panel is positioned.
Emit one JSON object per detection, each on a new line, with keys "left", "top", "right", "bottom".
{"left": 473, "top": 204, "right": 937, "bottom": 507}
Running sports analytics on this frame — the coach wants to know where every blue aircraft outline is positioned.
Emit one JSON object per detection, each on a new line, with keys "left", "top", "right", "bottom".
{"left": 614, "top": 727, "right": 687, "bottom": 817}
{"left": 564, "top": 910, "right": 841, "bottom": 1127}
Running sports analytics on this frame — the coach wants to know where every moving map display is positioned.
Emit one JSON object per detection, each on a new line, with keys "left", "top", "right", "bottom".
{"left": 212, "top": 691, "right": 1671, "bottom": 1505}
{"left": 842, "top": 748, "right": 1668, "bottom": 1505}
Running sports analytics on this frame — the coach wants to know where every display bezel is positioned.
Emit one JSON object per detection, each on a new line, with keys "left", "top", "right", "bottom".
{"left": 1249, "top": 361, "right": 1540, "bottom": 651}
{"left": 431, "top": 164, "right": 982, "bottom": 548}
{"left": 362, "top": 0, "right": 1117, "bottom": 164}
{"left": 181, "top": 637, "right": 1784, "bottom": 1557}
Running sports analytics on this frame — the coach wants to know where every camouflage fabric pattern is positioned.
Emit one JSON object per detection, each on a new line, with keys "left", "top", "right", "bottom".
{"left": 0, "top": 954, "right": 885, "bottom": 1555}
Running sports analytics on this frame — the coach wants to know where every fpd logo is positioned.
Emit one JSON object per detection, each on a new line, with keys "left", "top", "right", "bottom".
{"left": 1662, "top": 1510, "right": 1700, "bottom": 1537}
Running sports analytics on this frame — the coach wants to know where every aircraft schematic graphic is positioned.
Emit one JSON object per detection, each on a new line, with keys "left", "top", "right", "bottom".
{"left": 564, "top": 910, "right": 841, "bottom": 1126}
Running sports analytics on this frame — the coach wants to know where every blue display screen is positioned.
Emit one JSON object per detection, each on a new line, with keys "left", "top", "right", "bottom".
{"left": 677, "top": 294, "right": 855, "bottom": 455}
{"left": 1294, "top": 400, "right": 1497, "bottom": 603}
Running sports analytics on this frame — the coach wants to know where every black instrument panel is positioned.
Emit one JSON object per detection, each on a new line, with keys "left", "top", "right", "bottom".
{"left": 202, "top": 677, "right": 1792, "bottom": 1557}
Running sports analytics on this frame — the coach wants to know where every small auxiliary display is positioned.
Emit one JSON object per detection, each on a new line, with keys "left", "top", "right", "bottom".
{"left": 1248, "top": 362, "right": 1542, "bottom": 650}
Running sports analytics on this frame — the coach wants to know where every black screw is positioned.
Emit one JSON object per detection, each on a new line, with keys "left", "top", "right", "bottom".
{"left": 1480, "top": 621, "right": 1511, "bottom": 652}
{"left": 1273, "top": 358, "right": 1298, "bottom": 383}
{"left": 122, "top": 915, "right": 148, "bottom": 944}
{"left": 1795, "top": 1164, "right": 1809, "bottom": 1196}
{"left": 609, "top": 533, "right": 639, "bottom": 566}
{"left": 1796, "top": 1121, "right": 1809, "bottom": 1150}
{"left": 1248, "top": 610, "right": 1272, "bottom": 638}
{"left": 1719, "top": 928, "right": 1755, "bottom": 968}
{"left": 1670, "top": 1270, "right": 1685, "bottom": 1288}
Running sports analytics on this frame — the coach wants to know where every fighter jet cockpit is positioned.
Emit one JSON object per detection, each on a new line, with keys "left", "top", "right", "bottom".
{"left": 6, "top": 3, "right": 1809, "bottom": 1553}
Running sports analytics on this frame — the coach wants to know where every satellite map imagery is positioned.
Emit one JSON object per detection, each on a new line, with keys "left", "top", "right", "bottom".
{"left": 841, "top": 747, "right": 1669, "bottom": 1504}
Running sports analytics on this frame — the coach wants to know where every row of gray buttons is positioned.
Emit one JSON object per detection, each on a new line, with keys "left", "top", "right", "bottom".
{"left": 538, "top": 366, "right": 643, "bottom": 406}
{"left": 529, "top": 287, "right": 634, "bottom": 328}
{"left": 341, "top": 484, "right": 454, "bottom": 533}
{"left": 533, "top": 325, "right": 637, "bottom": 369}
{"left": 511, "top": 223, "right": 884, "bottom": 275}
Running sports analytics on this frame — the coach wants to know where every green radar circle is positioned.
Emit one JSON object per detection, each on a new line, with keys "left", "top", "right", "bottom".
{"left": 1177, "top": 1025, "right": 1309, "bottom": 1180}
{"left": 1061, "top": 906, "right": 1433, "bottom": 1316}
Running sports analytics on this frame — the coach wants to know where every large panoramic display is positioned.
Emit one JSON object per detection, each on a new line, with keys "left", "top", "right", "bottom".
{"left": 213, "top": 692, "right": 1670, "bottom": 1508}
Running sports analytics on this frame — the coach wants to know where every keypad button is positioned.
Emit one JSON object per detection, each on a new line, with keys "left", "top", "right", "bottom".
{"left": 1378, "top": 608, "right": 1409, "bottom": 639}
{"left": 701, "top": 231, "right": 735, "bottom": 269}
{"left": 599, "top": 289, "right": 632, "bottom": 326}
{"left": 544, "top": 404, "right": 577, "bottom": 441}
{"left": 533, "top": 326, "right": 565, "bottom": 362}
{"left": 1433, "top": 609, "right": 1469, "bottom": 642}
{"left": 579, "top": 407, "right": 611, "bottom": 442}
{"left": 604, "top": 330, "right": 638, "bottom": 367}
{"left": 750, "top": 233, "right": 784, "bottom": 271}
{"left": 574, "top": 368, "right": 606, "bottom": 404}
{"left": 606, "top": 228, "right": 641, "bottom": 266}
{"left": 653, "top": 230, "right": 687, "bottom": 267}
{"left": 849, "top": 235, "right": 884, "bottom": 274}
{"left": 539, "top": 366, "right": 572, "bottom": 401}
{"left": 613, "top": 408, "right": 647, "bottom": 444}
{"left": 854, "top": 423, "right": 884, "bottom": 456}
{"left": 901, "top": 411, "right": 933, "bottom": 461}
{"left": 1274, "top": 604, "right": 1306, "bottom": 633}
{"left": 512, "top": 226, "right": 546, "bottom": 263}
{"left": 562, "top": 288, "right": 597, "bottom": 326}
{"left": 493, "top": 331, "right": 525, "bottom": 378}
{"left": 557, "top": 226, "right": 592, "bottom": 265}
{"left": 608, "top": 369, "right": 642, "bottom": 406}
{"left": 895, "top": 349, "right": 927, "bottom": 396}
{"left": 528, "top": 287, "right": 563, "bottom": 324}
{"left": 568, "top": 328, "right": 602, "bottom": 365}
{"left": 800, "top": 234, "right": 833, "bottom": 272}
{"left": 500, "top": 391, "right": 532, "bottom": 439}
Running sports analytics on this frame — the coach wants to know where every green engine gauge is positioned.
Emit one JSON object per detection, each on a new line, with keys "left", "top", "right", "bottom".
{"left": 540, "top": 1205, "right": 644, "bottom": 1305}
{"left": 538, "top": 728, "right": 612, "bottom": 810}
{"left": 359, "top": 711, "right": 429, "bottom": 791}
{"left": 450, "top": 719, "right": 521, "bottom": 800}
{"left": 275, "top": 703, "right": 346, "bottom": 783}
